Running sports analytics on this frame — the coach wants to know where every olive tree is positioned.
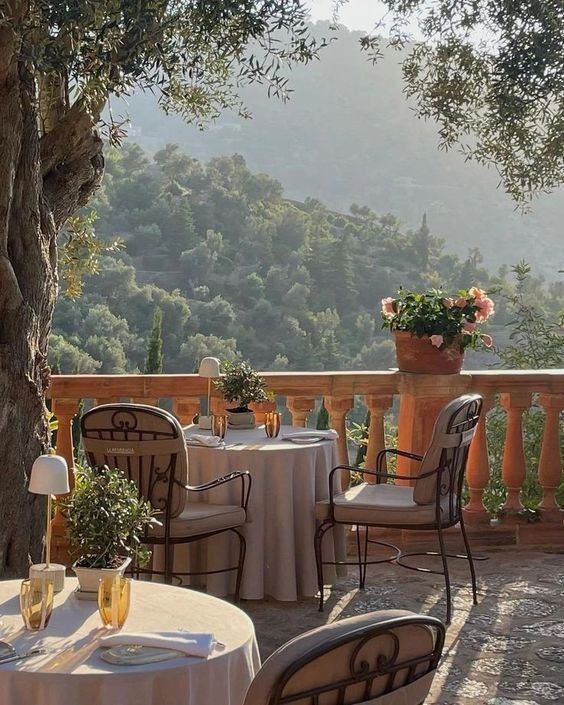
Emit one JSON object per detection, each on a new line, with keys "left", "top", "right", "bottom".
{"left": 0, "top": 0, "right": 323, "bottom": 576}
{"left": 359, "top": 0, "right": 564, "bottom": 204}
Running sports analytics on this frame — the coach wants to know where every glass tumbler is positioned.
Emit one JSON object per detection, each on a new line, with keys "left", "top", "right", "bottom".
{"left": 211, "top": 414, "right": 228, "bottom": 439}
{"left": 98, "top": 576, "right": 131, "bottom": 629}
{"left": 20, "top": 578, "right": 54, "bottom": 630}
{"left": 264, "top": 412, "right": 281, "bottom": 438}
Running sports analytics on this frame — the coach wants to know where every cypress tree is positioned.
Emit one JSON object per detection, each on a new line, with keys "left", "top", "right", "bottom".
{"left": 144, "top": 309, "right": 164, "bottom": 374}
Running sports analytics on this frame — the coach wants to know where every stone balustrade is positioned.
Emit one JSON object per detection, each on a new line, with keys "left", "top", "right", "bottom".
{"left": 48, "top": 369, "right": 564, "bottom": 555}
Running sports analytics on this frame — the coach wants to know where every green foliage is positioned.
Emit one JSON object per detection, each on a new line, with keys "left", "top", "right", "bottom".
{"left": 60, "top": 465, "right": 157, "bottom": 568}
{"left": 496, "top": 262, "right": 564, "bottom": 369}
{"left": 381, "top": 286, "right": 495, "bottom": 349}
{"left": 214, "top": 360, "right": 270, "bottom": 410}
{"left": 59, "top": 212, "right": 123, "bottom": 299}
{"left": 51, "top": 144, "right": 564, "bottom": 375}
{"left": 482, "top": 262, "right": 564, "bottom": 516}
{"left": 360, "top": 1, "right": 564, "bottom": 203}
{"left": 4, "top": 1, "right": 327, "bottom": 127}
{"left": 144, "top": 308, "right": 164, "bottom": 374}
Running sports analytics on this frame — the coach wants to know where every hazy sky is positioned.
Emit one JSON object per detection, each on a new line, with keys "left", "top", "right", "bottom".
{"left": 307, "top": 1, "right": 387, "bottom": 32}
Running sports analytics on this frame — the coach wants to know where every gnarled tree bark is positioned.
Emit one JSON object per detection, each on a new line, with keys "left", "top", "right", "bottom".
{"left": 0, "top": 22, "right": 103, "bottom": 576}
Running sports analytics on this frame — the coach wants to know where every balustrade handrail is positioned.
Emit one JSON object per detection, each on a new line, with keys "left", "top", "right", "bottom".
{"left": 47, "top": 368, "right": 564, "bottom": 400}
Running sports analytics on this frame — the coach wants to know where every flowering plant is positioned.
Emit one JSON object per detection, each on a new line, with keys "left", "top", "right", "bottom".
{"left": 381, "top": 286, "right": 495, "bottom": 350}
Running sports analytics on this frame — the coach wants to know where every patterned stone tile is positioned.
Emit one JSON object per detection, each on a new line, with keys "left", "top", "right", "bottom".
{"left": 519, "top": 621, "right": 564, "bottom": 639}
{"left": 244, "top": 548, "right": 564, "bottom": 705}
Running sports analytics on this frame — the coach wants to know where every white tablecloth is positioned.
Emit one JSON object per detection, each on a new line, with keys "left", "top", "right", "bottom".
{"left": 179, "top": 425, "right": 346, "bottom": 601}
{"left": 0, "top": 578, "right": 260, "bottom": 705}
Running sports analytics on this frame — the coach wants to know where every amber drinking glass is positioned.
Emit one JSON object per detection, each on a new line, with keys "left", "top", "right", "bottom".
{"left": 98, "top": 576, "right": 131, "bottom": 629}
{"left": 20, "top": 578, "right": 54, "bottom": 630}
{"left": 211, "top": 414, "right": 228, "bottom": 439}
{"left": 264, "top": 412, "right": 281, "bottom": 438}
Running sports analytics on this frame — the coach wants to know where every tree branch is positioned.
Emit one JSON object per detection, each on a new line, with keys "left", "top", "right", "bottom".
{"left": 43, "top": 130, "right": 104, "bottom": 229}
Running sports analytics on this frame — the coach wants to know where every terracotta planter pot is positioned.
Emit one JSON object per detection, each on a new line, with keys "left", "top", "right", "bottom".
{"left": 394, "top": 331, "right": 464, "bottom": 375}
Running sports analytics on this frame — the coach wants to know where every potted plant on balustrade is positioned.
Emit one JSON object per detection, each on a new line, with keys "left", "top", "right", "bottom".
{"left": 61, "top": 464, "right": 158, "bottom": 598}
{"left": 381, "top": 286, "right": 495, "bottom": 374}
{"left": 214, "top": 360, "right": 272, "bottom": 429}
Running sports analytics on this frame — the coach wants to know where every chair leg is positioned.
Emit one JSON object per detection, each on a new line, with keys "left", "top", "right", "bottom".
{"left": 315, "top": 520, "right": 332, "bottom": 612}
{"left": 460, "top": 514, "right": 478, "bottom": 605}
{"left": 356, "top": 525, "right": 369, "bottom": 589}
{"left": 164, "top": 542, "right": 174, "bottom": 585}
{"left": 437, "top": 525, "right": 452, "bottom": 625}
{"left": 233, "top": 529, "right": 246, "bottom": 602}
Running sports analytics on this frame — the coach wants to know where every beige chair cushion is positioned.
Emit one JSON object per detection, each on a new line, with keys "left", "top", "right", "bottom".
{"left": 243, "top": 610, "right": 438, "bottom": 705}
{"left": 150, "top": 503, "right": 246, "bottom": 538}
{"left": 316, "top": 482, "right": 450, "bottom": 526}
{"left": 412, "top": 393, "right": 480, "bottom": 505}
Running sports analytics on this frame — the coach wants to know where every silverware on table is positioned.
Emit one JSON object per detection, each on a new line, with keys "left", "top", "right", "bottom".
{"left": 0, "top": 648, "right": 47, "bottom": 665}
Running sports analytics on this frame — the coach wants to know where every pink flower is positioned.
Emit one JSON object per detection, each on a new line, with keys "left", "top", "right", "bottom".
{"left": 469, "top": 286, "right": 486, "bottom": 299}
{"left": 442, "top": 297, "right": 454, "bottom": 308}
{"left": 381, "top": 297, "right": 396, "bottom": 318}
{"left": 474, "top": 296, "right": 495, "bottom": 322}
{"left": 463, "top": 321, "right": 476, "bottom": 334}
{"left": 454, "top": 297, "right": 468, "bottom": 308}
{"left": 430, "top": 334, "right": 444, "bottom": 348}
{"left": 480, "top": 333, "right": 493, "bottom": 348}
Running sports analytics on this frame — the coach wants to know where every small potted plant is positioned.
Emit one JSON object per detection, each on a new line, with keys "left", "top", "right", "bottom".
{"left": 61, "top": 464, "right": 158, "bottom": 597}
{"left": 381, "top": 286, "right": 495, "bottom": 374}
{"left": 214, "top": 360, "right": 271, "bottom": 428}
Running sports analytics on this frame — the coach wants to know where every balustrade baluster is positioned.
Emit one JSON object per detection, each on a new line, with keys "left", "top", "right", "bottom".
{"left": 363, "top": 395, "right": 393, "bottom": 483}
{"left": 286, "top": 397, "right": 315, "bottom": 428}
{"left": 500, "top": 392, "right": 531, "bottom": 516}
{"left": 325, "top": 396, "right": 354, "bottom": 470}
{"left": 51, "top": 398, "right": 79, "bottom": 565}
{"left": 538, "top": 394, "right": 564, "bottom": 521}
{"left": 173, "top": 397, "right": 201, "bottom": 426}
{"left": 464, "top": 395, "right": 493, "bottom": 524}
{"left": 249, "top": 400, "right": 277, "bottom": 424}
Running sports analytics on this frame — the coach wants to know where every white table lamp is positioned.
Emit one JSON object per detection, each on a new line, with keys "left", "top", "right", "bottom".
{"left": 28, "top": 452, "right": 70, "bottom": 592}
{"left": 198, "top": 357, "right": 221, "bottom": 430}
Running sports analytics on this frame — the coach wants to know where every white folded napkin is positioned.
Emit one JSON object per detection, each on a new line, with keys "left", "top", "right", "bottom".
{"left": 185, "top": 433, "right": 222, "bottom": 447}
{"left": 282, "top": 429, "right": 338, "bottom": 440}
{"left": 100, "top": 631, "right": 216, "bottom": 658}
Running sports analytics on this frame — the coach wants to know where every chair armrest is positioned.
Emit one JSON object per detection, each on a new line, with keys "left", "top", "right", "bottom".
{"left": 176, "top": 471, "right": 252, "bottom": 511}
{"left": 376, "top": 448, "right": 424, "bottom": 470}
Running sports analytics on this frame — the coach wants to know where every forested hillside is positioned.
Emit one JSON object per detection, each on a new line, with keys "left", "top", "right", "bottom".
{"left": 51, "top": 144, "right": 564, "bottom": 375}
{"left": 112, "top": 22, "right": 564, "bottom": 277}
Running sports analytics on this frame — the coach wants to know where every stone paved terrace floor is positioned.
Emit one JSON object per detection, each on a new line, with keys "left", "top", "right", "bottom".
{"left": 243, "top": 548, "right": 564, "bottom": 705}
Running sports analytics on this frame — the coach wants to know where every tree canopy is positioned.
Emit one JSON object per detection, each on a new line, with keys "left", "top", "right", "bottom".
{"left": 360, "top": 0, "right": 564, "bottom": 203}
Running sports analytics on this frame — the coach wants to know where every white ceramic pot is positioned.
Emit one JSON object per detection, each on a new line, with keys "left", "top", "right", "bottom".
{"left": 72, "top": 556, "right": 131, "bottom": 598}
{"left": 227, "top": 409, "right": 256, "bottom": 429}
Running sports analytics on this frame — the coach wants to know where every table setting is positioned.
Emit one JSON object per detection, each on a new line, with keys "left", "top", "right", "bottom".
{"left": 0, "top": 576, "right": 260, "bottom": 705}
{"left": 178, "top": 418, "right": 346, "bottom": 601}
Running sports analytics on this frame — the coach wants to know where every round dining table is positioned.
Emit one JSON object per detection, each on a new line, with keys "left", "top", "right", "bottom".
{"left": 0, "top": 578, "right": 260, "bottom": 705}
{"left": 180, "top": 425, "right": 347, "bottom": 601}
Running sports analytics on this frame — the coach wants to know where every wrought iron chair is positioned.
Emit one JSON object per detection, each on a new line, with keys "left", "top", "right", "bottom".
{"left": 315, "top": 394, "right": 483, "bottom": 624}
{"left": 243, "top": 610, "right": 445, "bottom": 705}
{"left": 80, "top": 403, "right": 251, "bottom": 597}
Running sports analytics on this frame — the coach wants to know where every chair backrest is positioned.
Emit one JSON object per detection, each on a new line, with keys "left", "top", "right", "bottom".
{"left": 413, "top": 393, "right": 482, "bottom": 512}
{"left": 243, "top": 610, "right": 445, "bottom": 705}
{"left": 80, "top": 403, "right": 188, "bottom": 519}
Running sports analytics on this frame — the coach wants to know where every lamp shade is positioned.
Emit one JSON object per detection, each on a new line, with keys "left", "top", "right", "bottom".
{"left": 198, "top": 357, "right": 221, "bottom": 378}
{"left": 28, "top": 454, "right": 70, "bottom": 496}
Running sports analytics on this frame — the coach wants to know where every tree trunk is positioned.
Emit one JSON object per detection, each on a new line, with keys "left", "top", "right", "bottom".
{"left": 0, "top": 30, "right": 103, "bottom": 576}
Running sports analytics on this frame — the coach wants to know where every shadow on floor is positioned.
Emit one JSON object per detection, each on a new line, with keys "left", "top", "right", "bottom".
{"left": 242, "top": 549, "right": 564, "bottom": 705}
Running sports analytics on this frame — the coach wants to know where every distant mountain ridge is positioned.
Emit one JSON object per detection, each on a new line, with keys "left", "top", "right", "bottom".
{"left": 113, "top": 22, "right": 564, "bottom": 278}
